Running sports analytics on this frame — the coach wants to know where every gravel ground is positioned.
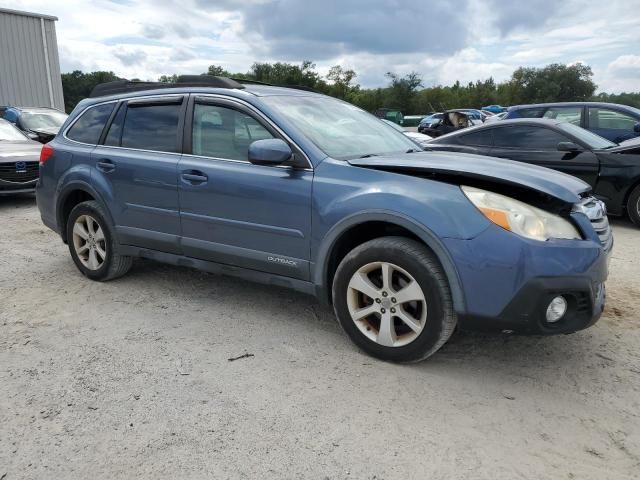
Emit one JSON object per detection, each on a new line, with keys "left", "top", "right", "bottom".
{"left": 1, "top": 195, "right": 639, "bottom": 480}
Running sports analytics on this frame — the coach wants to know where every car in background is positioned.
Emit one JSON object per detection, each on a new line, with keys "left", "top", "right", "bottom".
{"left": 484, "top": 111, "right": 507, "bottom": 123}
{"left": 419, "top": 110, "right": 479, "bottom": 137}
{"left": 426, "top": 118, "right": 640, "bottom": 227}
{"left": 417, "top": 113, "right": 444, "bottom": 133}
{"left": 482, "top": 105, "right": 507, "bottom": 114}
{"left": 381, "top": 119, "right": 431, "bottom": 146}
{"left": 373, "top": 108, "right": 404, "bottom": 125}
{"left": 2, "top": 106, "right": 68, "bottom": 143}
{"left": 0, "top": 118, "right": 42, "bottom": 195}
{"left": 504, "top": 102, "right": 640, "bottom": 143}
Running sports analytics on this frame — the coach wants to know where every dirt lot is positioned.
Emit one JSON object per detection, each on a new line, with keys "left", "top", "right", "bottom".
{"left": 1, "top": 195, "right": 639, "bottom": 480}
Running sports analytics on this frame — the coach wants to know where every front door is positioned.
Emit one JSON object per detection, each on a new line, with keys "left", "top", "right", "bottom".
{"left": 177, "top": 96, "right": 313, "bottom": 280}
{"left": 489, "top": 124, "right": 600, "bottom": 187}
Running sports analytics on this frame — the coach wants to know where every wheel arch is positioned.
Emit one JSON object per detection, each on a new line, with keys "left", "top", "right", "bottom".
{"left": 314, "top": 211, "right": 466, "bottom": 313}
{"left": 56, "top": 181, "right": 113, "bottom": 243}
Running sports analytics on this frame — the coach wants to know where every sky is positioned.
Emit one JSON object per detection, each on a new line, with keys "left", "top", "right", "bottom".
{"left": 7, "top": 0, "right": 640, "bottom": 93}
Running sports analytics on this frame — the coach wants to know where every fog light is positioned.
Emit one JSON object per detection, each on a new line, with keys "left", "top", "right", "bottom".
{"left": 546, "top": 296, "right": 567, "bottom": 323}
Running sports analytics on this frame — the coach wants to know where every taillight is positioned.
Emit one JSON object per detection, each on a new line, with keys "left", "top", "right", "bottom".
{"left": 40, "top": 143, "right": 55, "bottom": 166}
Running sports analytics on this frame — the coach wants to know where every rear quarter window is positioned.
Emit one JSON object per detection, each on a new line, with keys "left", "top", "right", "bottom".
{"left": 66, "top": 103, "right": 115, "bottom": 144}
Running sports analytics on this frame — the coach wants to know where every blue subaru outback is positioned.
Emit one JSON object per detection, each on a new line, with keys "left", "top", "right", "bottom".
{"left": 36, "top": 76, "right": 611, "bottom": 362}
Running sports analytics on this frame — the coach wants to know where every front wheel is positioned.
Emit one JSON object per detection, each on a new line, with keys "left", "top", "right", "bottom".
{"left": 627, "top": 185, "right": 640, "bottom": 227}
{"left": 332, "top": 237, "right": 456, "bottom": 363}
{"left": 66, "top": 200, "right": 133, "bottom": 281}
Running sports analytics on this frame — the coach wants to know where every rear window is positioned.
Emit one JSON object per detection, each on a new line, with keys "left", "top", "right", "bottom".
{"left": 66, "top": 103, "right": 115, "bottom": 144}
{"left": 457, "top": 129, "right": 493, "bottom": 146}
{"left": 120, "top": 102, "right": 181, "bottom": 153}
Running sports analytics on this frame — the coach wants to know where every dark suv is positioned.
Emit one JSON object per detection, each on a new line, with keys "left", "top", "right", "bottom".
{"left": 504, "top": 102, "right": 640, "bottom": 143}
{"left": 36, "top": 77, "right": 611, "bottom": 362}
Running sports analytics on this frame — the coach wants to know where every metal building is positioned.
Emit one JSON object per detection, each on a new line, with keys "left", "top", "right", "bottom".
{"left": 0, "top": 8, "right": 64, "bottom": 111}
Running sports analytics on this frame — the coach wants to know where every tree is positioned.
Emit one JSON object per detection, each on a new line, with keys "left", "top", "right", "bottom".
{"left": 326, "top": 65, "right": 357, "bottom": 99}
{"left": 385, "top": 72, "right": 423, "bottom": 113}
{"left": 507, "top": 63, "right": 596, "bottom": 104}
{"left": 61, "top": 70, "right": 120, "bottom": 112}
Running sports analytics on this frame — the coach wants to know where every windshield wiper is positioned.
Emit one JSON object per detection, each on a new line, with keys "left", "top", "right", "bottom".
{"left": 359, "top": 153, "right": 379, "bottom": 158}
{"left": 405, "top": 148, "right": 421, "bottom": 153}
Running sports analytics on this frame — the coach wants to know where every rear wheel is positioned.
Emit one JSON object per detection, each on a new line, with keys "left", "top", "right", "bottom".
{"left": 332, "top": 237, "right": 456, "bottom": 362}
{"left": 627, "top": 185, "right": 640, "bottom": 227}
{"left": 66, "top": 200, "right": 132, "bottom": 281}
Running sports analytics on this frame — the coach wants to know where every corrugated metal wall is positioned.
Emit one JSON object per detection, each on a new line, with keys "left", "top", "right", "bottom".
{"left": 0, "top": 9, "right": 65, "bottom": 111}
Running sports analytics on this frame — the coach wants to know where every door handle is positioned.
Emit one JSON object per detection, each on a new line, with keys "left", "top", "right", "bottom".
{"left": 96, "top": 159, "right": 115, "bottom": 172}
{"left": 181, "top": 171, "right": 208, "bottom": 184}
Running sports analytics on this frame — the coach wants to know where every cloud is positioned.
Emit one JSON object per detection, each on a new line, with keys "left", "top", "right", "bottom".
{"left": 240, "top": 0, "right": 471, "bottom": 59}
{"left": 113, "top": 48, "right": 148, "bottom": 66}
{"left": 10, "top": 0, "right": 640, "bottom": 92}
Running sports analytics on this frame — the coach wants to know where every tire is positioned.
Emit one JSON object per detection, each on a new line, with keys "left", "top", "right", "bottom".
{"left": 627, "top": 185, "right": 640, "bottom": 227}
{"left": 66, "top": 200, "right": 133, "bottom": 281}
{"left": 332, "top": 237, "right": 456, "bottom": 363}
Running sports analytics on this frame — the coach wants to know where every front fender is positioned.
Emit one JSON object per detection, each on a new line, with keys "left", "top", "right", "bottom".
{"left": 312, "top": 210, "right": 469, "bottom": 313}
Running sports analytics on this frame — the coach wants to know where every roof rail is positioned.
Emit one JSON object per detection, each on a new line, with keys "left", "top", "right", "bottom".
{"left": 89, "top": 75, "right": 245, "bottom": 98}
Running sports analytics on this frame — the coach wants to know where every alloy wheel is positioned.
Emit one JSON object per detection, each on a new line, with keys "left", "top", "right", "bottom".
{"left": 72, "top": 214, "right": 107, "bottom": 270}
{"left": 346, "top": 261, "right": 427, "bottom": 347}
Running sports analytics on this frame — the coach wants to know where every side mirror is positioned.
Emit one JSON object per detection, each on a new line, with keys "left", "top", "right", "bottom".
{"left": 557, "top": 141, "right": 581, "bottom": 152}
{"left": 248, "top": 139, "right": 292, "bottom": 166}
{"left": 634, "top": 122, "right": 640, "bottom": 133}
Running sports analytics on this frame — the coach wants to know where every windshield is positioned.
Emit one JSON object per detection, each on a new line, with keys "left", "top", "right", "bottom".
{"left": 20, "top": 111, "right": 67, "bottom": 130}
{"left": 262, "top": 96, "right": 418, "bottom": 159}
{"left": 558, "top": 122, "right": 616, "bottom": 150}
{"left": 0, "top": 120, "right": 29, "bottom": 141}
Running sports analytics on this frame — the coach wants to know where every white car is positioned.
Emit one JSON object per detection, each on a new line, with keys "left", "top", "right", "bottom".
{"left": 381, "top": 119, "right": 432, "bottom": 146}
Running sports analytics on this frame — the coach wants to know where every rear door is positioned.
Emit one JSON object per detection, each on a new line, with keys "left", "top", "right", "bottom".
{"left": 90, "top": 95, "right": 186, "bottom": 254}
{"left": 586, "top": 107, "right": 640, "bottom": 143}
{"left": 177, "top": 95, "right": 313, "bottom": 280}
{"left": 488, "top": 125, "right": 599, "bottom": 186}
{"left": 542, "top": 106, "right": 584, "bottom": 127}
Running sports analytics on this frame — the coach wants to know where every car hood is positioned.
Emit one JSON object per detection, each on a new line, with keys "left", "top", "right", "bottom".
{"left": 348, "top": 151, "right": 591, "bottom": 204}
{"left": 29, "top": 126, "right": 60, "bottom": 136}
{"left": 609, "top": 136, "right": 640, "bottom": 152}
{"left": 0, "top": 141, "right": 42, "bottom": 162}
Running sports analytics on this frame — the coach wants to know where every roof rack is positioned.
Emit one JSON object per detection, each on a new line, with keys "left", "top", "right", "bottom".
{"left": 89, "top": 75, "right": 245, "bottom": 98}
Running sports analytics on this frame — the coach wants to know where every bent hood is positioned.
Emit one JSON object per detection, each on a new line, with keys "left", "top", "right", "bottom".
{"left": 348, "top": 151, "right": 591, "bottom": 204}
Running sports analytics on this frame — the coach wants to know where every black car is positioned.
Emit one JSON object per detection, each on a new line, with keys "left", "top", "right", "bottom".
{"left": 419, "top": 110, "right": 480, "bottom": 137}
{"left": 426, "top": 118, "right": 640, "bottom": 226}
{"left": 504, "top": 102, "right": 640, "bottom": 143}
{"left": 2, "top": 106, "right": 68, "bottom": 143}
{"left": 0, "top": 119, "right": 42, "bottom": 195}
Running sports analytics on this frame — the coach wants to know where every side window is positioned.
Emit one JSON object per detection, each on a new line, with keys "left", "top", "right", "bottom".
{"left": 457, "top": 129, "right": 493, "bottom": 146}
{"left": 515, "top": 107, "right": 545, "bottom": 118}
{"left": 66, "top": 103, "right": 115, "bottom": 144}
{"left": 120, "top": 101, "right": 182, "bottom": 153}
{"left": 543, "top": 107, "right": 582, "bottom": 125}
{"left": 104, "top": 103, "right": 126, "bottom": 146}
{"left": 588, "top": 108, "right": 637, "bottom": 130}
{"left": 192, "top": 103, "right": 274, "bottom": 161}
{"left": 492, "top": 126, "right": 569, "bottom": 149}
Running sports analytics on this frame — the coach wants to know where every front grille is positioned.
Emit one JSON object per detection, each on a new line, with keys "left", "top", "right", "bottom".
{"left": 575, "top": 197, "right": 613, "bottom": 252}
{"left": 0, "top": 161, "right": 39, "bottom": 184}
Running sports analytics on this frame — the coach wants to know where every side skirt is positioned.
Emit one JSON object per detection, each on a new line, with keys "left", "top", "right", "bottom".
{"left": 119, "top": 245, "right": 317, "bottom": 297}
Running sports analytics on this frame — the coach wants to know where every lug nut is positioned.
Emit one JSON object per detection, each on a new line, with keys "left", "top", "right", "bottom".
{"left": 391, "top": 308, "right": 396, "bottom": 313}
{"left": 375, "top": 298, "right": 381, "bottom": 303}
{"left": 391, "top": 297, "right": 396, "bottom": 303}
{"left": 380, "top": 308, "right": 386, "bottom": 314}
{"left": 382, "top": 291, "right": 388, "bottom": 297}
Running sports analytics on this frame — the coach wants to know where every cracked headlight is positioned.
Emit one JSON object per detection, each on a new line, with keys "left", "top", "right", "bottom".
{"left": 462, "top": 186, "right": 581, "bottom": 241}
